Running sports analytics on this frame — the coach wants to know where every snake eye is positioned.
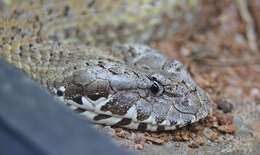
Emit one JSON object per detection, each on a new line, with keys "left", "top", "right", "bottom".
{"left": 150, "top": 81, "right": 163, "bottom": 96}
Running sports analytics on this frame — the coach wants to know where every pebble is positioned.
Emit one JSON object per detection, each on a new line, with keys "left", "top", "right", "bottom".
{"left": 217, "top": 99, "right": 233, "bottom": 113}
{"left": 250, "top": 88, "right": 260, "bottom": 98}
{"left": 203, "top": 128, "right": 219, "bottom": 141}
{"left": 233, "top": 117, "right": 253, "bottom": 136}
{"left": 217, "top": 124, "right": 236, "bottom": 134}
{"left": 135, "top": 144, "right": 144, "bottom": 150}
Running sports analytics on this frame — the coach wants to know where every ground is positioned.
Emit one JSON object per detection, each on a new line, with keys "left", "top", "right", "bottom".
{"left": 97, "top": 1, "right": 260, "bottom": 154}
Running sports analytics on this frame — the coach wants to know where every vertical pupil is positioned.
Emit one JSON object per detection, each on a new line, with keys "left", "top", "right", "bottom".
{"left": 150, "top": 82, "right": 159, "bottom": 94}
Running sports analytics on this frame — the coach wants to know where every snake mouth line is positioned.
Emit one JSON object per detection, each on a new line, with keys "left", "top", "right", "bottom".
{"left": 64, "top": 101, "right": 201, "bottom": 131}
{"left": 55, "top": 86, "right": 208, "bottom": 131}
{"left": 77, "top": 109, "right": 198, "bottom": 131}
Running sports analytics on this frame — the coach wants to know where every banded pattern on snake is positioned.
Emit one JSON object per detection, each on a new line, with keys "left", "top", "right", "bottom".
{"left": 0, "top": 0, "right": 212, "bottom": 131}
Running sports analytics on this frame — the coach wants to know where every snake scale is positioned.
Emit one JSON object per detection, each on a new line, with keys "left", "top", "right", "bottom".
{"left": 0, "top": 0, "right": 211, "bottom": 131}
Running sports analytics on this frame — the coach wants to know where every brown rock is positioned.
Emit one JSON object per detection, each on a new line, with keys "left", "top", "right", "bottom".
{"left": 216, "top": 114, "right": 233, "bottom": 126}
{"left": 217, "top": 99, "right": 233, "bottom": 113}
{"left": 135, "top": 144, "right": 144, "bottom": 150}
{"left": 218, "top": 124, "right": 236, "bottom": 134}
{"left": 144, "top": 136, "right": 165, "bottom": 144}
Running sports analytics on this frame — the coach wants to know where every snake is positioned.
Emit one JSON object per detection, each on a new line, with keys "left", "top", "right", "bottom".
{"left": 0, "top": 0, "right": 212, "bottom": 131}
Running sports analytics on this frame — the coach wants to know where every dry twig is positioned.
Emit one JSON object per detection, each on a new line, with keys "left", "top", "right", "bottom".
{"left": 236, "top": 0, "right": 258, "bottom": 53}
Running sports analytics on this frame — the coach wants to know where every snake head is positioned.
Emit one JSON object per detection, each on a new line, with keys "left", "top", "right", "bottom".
{"left": 54, "top": 45, "right": 212, "bottom": 131}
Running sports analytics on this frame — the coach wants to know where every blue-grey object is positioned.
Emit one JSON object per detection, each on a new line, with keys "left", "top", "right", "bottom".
{"left": 0, "top": 60, "right": 131, "bottom": 155}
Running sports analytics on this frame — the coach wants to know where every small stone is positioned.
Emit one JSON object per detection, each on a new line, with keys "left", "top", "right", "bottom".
{"left": 172, "top": 131, "right": 192, "bottom": 141}
{"left": 203, "top": 128, "right": 219, "bottom": 141}
{"left": 144, "top": 136, "right": 165, "bottom": 144}
{"left": 188, "top": 136, "right": 206, "bottom": 148}
{"left": 134, "top": 134, "right": 146, "bottom": 145}
{"left": 218, "top": 124, "right": 236, "bottom": 134}
{"left": 188, "top": 143, "right": 200, "bottom": 148}
{"left": 216, "top": 115, "right": 233, "bottom": 126}
{"left": 101, "top": 126, "right": 115, "bottom": 136}
{"left": 180, "top": 47, "right": 191, "bottom": 56}
{"left": 217, "top": 99, "right": 233, "bottom": 113}
{"left": 250, "top": 88, "right": 260, "bottom": 98}
{"left": 233, "top": 117, "right": 253, "bottom": 135}
{"left": 115, "top": 128, "right": 129, "bottom": 138}
{"left": 135, "top": 144, "right": 144, "bottom": 150}
{"left": 205, "top": 115, "right": 218, "bottom": 128}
